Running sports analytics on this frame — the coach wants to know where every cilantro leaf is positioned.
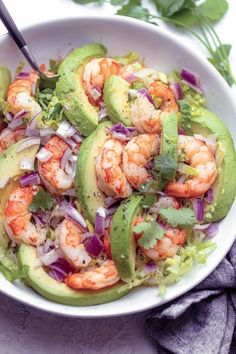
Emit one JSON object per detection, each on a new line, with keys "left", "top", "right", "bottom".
{"left": 159, "top": 207, "right": 197, "bottom": 228}
{"left": 152, "top": 154, "right": 177, "bottom": 189}
{"left": 117, "top": 0, "right": 150, "bottom": 21}
{"left": 73, "top": 0, "right": 103, "bottom": 4}
{"left": 111, "top": 0, "right": 127, "bottom": 5}
{"left": 49, "top": 59, "right": 62, "bottom": 74}
{"left": 153, "top": 0, "right": 196, "bottom": 17}
{"left": 179, "top": 99, "right": 192, "bottom": 135}
{"left": 208, "top": 44, "right": 233, "bottom": 86}
{"left": 29, "top": 188, "right": 55, "bottom": 212}
{"left": 199, "top": 0, "right": 228, "bottom": 22}
{"left": 133, "top": 221, "right": 165, "bottom": 249}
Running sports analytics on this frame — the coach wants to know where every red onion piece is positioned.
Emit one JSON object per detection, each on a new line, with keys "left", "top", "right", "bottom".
{"left": 105, "top": 207, "right": 117, "bottom": 217}
{"left": 143, "top": 260, "right": 157, "bottom": 274}
{"left": 91, "top": 88, "right": 102, "bottom": 100}
{"left": 192, "top": 198, "right": 204, "bottom": 222}
{"left": 20, "top": 172, "right": 41, "bottom": 187}
{"left": 180, "top": 68, "right": 204, "bottom": 94}
{"left": 48, "top": 269, "right": 64, "bottom": 282}
{"left": 85, "top": 235, "right": 104, "bottom": 257}
{"left": 104, "top": 196, "right": 122, "bottom": 209}
{"left": 170, "top": 82, "right": 184, "bottom": 100}
{"left": 72, "top": 133, "right": 83, "bottom": 144}
{"left": 60, "top": 147, "right": 73, "bottom": 170}
{"left": 36, "top": 147, "right": 52, "bottom": 162}
{"left": 39, "top": 248, "right": 62, "bottom": 266}
{"left": 109, "top": 123, "right": 137, "bottom": 141}
{"left": 95, "top": 207, "right": 106, "bottom": 235}
{"left": 98, "top": 107, "right": 108, "bottom": 121}
{"left": 43, "top": 239, "right": 55, "bottom": 254}
{"left": 40, "top": 128, "right": 55, "bottom": 137}
{"left": 206, "top": 188, "right": 214, "bottom": 203}
{"left": 8, "top": 117, "right": 24, "bottom": 130}
{"left": 178, "top": 128, "right": 186, "bottom": 135}
{"left": 205, "top": 223, "right": 219, "bottom": 237}
{"left": 65, "top": 204, "right": 87, "bottom": 229}
{"left": 5, "top": 112, "right": 13, "bottom": 122}
{"left": 19, "top": 158, "right": 35, "bottom": 171}
{"left": 17, "top": 72, "right": 30, "bottom": 78}
{"left": 138, "top": 88, "right": 154, "bottom": 105}
{"left": 13, "top": 109, "right": 28, "bottom": 120}
{"left": 56, "top": 120, "right": 72, "bottom": 139}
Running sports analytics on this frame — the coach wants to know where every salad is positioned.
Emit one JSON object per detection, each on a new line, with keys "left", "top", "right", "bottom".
{"left": 0, "top": 42, "right": 235, "bottom": 306}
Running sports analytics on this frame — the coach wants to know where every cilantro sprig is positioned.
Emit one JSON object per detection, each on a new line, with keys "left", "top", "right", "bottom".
{"left": 72, "top": 0, "right": 235, "bottom": 86}
{"left": 133, "top": 221, "right": 165, "bottom": 249}
{"left": 159, "top": 206, "right": 197, "bottom": 228}
{"left": 29, "top": 187, "right": 55, "bottom": 212}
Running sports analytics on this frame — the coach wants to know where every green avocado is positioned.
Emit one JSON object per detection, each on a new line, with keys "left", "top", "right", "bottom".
{"left": 0, "top": 66, "right": 11, "bottom": 100}
{"left": 191, "top": 108, "right": 236, "bottom": 222}
{"left": 76, "top": 121, "right": 112, "bottom": 224}
{"left": 104, "top": 75, "right": 131, "bottom": 126}
{"left": 56, "top": 43, "right": 107, "bottom": 136}
{"left": 110, "top": 195, "right": 143, "bottom": 283}
{"left": 18, "top": 243, "right": 130, "bottom": 306}
{"left": 0, "top": 139, "right": 40, "bottom": 248}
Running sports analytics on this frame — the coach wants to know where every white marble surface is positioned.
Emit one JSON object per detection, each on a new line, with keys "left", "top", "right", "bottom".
{"left": 0, "top": 0, "right": 235, "bottom": 353}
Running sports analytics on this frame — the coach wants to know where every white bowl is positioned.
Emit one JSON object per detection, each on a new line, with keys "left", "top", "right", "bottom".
{"left": 0, "top": 16, "right": 235, "bottom": 318}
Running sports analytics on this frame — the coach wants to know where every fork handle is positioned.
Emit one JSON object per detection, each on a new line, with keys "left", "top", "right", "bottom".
{"left": 0, "top": 0, "right": 40, "bottom": 72}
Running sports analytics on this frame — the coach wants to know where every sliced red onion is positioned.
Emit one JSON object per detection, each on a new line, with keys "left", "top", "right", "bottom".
{"left": 20, "top": 172, "right": 40, "bottom": 187}
{"left": 180, "top": 68, "right": 204, "bottom": 94}
{"left": 143, "top": 260, "right": 157, "bottom": 274}
{"left": 105, "top": 215, "right": 112, "bottom": 229}
{"left": 178, "top": 128, "right": 186, "bottom": 135}
{"left": 85, "top": 235, "right": 104, "bottom": 257}
{"left": 43, "top": 239, "right": 55, "bottom": 254}
{"left": 5, "top": 112, "right": 13, "bottom": 122}
{"left": 71, "top": 133, "right": 83, "bottom": 144}
{"left": 61, "top": 188, "right": 77, "bottom": 197}
{"left": 65, "top": 137, "right": 77, "bottom": 151}
{"left": 109, "top": 123, "right": 137, "bottom": 141}
{"left": 95, "top": 207, "right": 106, "bottom": 235}
{"left": 65, "top": 160, "right": 76, "bottom": 176}
{"left": 170, "top": 82, "right": 184, "bottom": 100}
{"left": 65, "top": 204, "right": 87, "bottom": 230}
{"left": 16, "top": 137, "right": 40, "bottom": 153}
{"left": 138, "top": 88, "right": 154, "bottom": 105}
{"left": 33, "top": 210, "right": 51, "bottom": 226}
{"left": 0, "top": 176, "right": 9, "bottom": 189}
{"left": 38, "top": 248, "right": 63, "bottom": 267}
{"left": 41, "top": 135, "right": 52, "bottom": 145}
{"left": 13, "top": 109, "right": 28, "bottom": 120}
{"left": 105, "top": 207, "right": 117, "bottom": 217}
{"left": 49, "top": 262, "right": 67, "bottom": 277}
{"left": 206, "top": 188, "right": 214, "bottom": 203}
{"left": 98, "top": 107, "right": 107, "bottom": 121}
{"left": 19, "top": 158, "right": 35, "bottom": 171}
{"left": 90, "top": 87, "right": 102, "bottom": 100}
{"left": 177, "top": 175, "right": 186, "bottom": 184}
{"left": 205, "top": 223, "right": 219, "bottom": 237}
{"left": 57, "top": 120, "right": 74, "bottom": 139}
{"left": 36, "top": 147, "right": 52, "bottom": 162}
{"left": 8, "top": 117, "right": 24, "bottom": 130}
{"left": 124, "top": 73, "right": 136, "bottom": 83}
{"left": 48, "top": 269, "right": 64, "bottom": 282}
{"left": 17, "top": 72, "right": 30, "bottom": 78}
{"left": 25, "top": 127, "right": 40, "bottom": 137}
{"left": 104, "top": 196, "right": 122, "bottom": 209}
{"left": 193, "top": 223, "right": 211, "bottom": 230}
{"left": 60, "top": 147, "right": 73, "bottom": 170}
{"left": 192, "top": 198, "right": 204, "bottom": 222}
{"left": 40, "top": 128, "right": 55, "bottom": 137}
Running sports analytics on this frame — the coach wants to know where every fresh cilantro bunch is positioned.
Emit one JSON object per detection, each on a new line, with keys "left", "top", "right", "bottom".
{"left": 73, "top": 0, "right": 235, "bottom": 86}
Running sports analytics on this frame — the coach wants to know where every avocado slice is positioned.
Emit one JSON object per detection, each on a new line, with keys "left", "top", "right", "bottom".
{"left": 110, "top": 195, "right": 143, "bottom": 283}
{"left": 18, "top": 243, "right": 129, "bottom": 306}
{"left": 76, "top": 121, "right": 112, "bottom": 224}
{"left": 104, "top": 75, "right": 131, "bottom": 126}
{"left": 0, "top": 139, "right": 40, "bottom": 248}
{"left": 191, "top": 108, "right": 236, "bottom": 222}
{"left": 56, "top": 43, "right": 107, "bottom": 136}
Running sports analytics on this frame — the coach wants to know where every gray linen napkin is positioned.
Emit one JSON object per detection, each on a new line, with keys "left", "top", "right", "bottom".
{"left": 145, "top": 240, "right": 236, "bottom": 354}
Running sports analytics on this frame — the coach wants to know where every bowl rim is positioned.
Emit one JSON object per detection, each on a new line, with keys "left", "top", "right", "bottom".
{"left": 0, "top": 14, "right": 235, "bottom": 318}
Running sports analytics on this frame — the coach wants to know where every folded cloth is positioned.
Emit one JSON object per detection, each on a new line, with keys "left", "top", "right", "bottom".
{"left": 145, "top": 240, "right": 236, "bottom": 354}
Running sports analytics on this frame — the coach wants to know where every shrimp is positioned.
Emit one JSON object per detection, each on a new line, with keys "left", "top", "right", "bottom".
{"left": 83, "top": 58, "right": 121, "bottom": 106}
{"left": 130, "top": 95, "right": 163, "bottom": 134}
{"left": 123, "top": 134, "right": 159, "bottom": 190}
{"left": 166, "top": 135, "right": 218, "bottom": 198}
{"left": 55, "top": 219, "right": 91, "bottom": 268}
{"left": 96, "top": 138, "right": 132, "bottom": 198}
{"left": 119, "top": 61, "right": 144, "bottom": 82}
{"left": 0, "top": 128, "right": 25, "bottom": 153}
{"left": 7, "top": 71, "right": 41, "bottom": 116}
{"left": 38, "top": 136, "right": 77, "bottom": 195}
{"left": 149, "top": 81, "right": 179, "bottom": 113}
{"left": 134, "top": 216, "right": 188, "bottom": 260}
{"left": 4, "top": 185, "right": 46, "bottom": 246}
{"left": 65, "top": 259, "right": 119, "bottom": 290}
